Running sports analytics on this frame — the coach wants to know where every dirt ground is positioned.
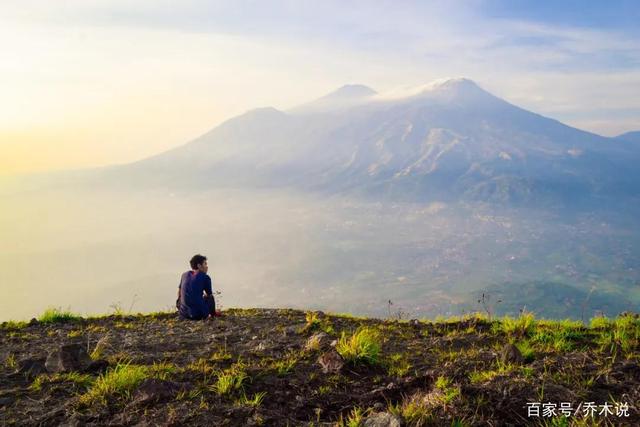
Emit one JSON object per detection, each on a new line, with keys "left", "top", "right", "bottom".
{"left": 1, "top": 308, "right": 638, "bottom": 426}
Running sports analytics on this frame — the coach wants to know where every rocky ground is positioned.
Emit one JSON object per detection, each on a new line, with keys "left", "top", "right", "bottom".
{"left": 1, "top": 308, "right": 639, "bottom": 426}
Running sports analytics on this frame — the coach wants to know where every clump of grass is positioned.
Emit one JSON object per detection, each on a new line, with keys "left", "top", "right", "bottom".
{"left": 469, "top": 360, "right": 517, "bottom": 384}
{"left": 31, "top": 372, "right": 95, "bottom": 392}
{"left": 89, "top": 333, "right": 113, "bottom": 360}
{"left": 236, "top": 391, "right": 267, "bottom": 407}
{"left": 337, "top": 407, "right": 369, "bottom": 427}
{"left": 388, "top": 395, "right": 435, "bottom": 425}
{"left": 336, "top": 327, "right": 382, "bottom": 366}
{"left": 434, "top": 376, "right": 460, "bottom": 404}
{"left": 317, "top": 385, "right": 332, "bottom": 395}
{"left": 303, "top": 311, "right": 335, "bottom": 334}
{"left": 4, "top": 354, "right": 17, "bottom": 370}
{"left": 595, "top": 314, "right": 640, "bottom": 355}
{"left": 304, "top": 333, "right": 325, "bottom": 352}
{"left": 67, "top": 329, "right": 83, "bottom": 338}
{"left": 304, "top": 311, "right": 321, "bottom": 330}
{"left": 514, "top": 340, "right": 536, "bottom": 362}
{"left": 589, "top": 316, "right": 612, "bottom": 329}
{"left": 212, "top": 362, "right": 247, "bottom": 396}
{"left": 386, "top": 353, "right": 412, "bottom": 377}
{"left": 38, "top": 307, "right": 82, "bottom": 324}
{"left": 496, "top": 310, "right": 536, "bottom": 338}
{"left": 210, "top": 348, "right": 233, "bottom": 362}
{"left": 272, "top": 354, "right": 298, "bottom": 376}
{"left": 1, "top": 320, "right": 28, "bottom": 330}
{"left": 78, "top": 363, "right": 149, "bottom": 407}
{"left": 148, "top": 362, "right": 179, "bottom": 380}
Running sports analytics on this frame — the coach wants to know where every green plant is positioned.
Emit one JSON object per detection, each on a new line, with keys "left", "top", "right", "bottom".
{"left": 272, "top": 354, "right": 298, "bottom": 376}
{"left": 236, "top": 391, "right": 267, "bottom": 407}
{"left": 434, "top": 376, "right": 460, "bottom": 404}
{"left": 1, "top": 320, "right": 28, "bottom": 330}
{"left": 336, "top": 327, "right": 382, "bottom": 366}
{"left": 4, "top": 354, "right": 17, "bottom": 370}
{"left": 31, "top": 372, "right": 95, "bottom": 392}
{"left": 337, "top": 407, "right": 368, "bottom": 427}
{"left": 386, "top": 353, "right": 412, "bottom": 377}
{"left": 212, "top": 363, "right": 247, "bottom": 396}
{"left": 498, "top": 310, "right": 536, "bottom": 338}
{"left": 79, "top": 363, "right": 149, "bottom": 406}
{"left": 148, "top": 362, "right": 178, "bottom": 380}
{"left": 388, "top": 395, "right": 434, "bottom": 425}
{"left": 514, "top": 340, "right": 536, "bottom": 362}
{"left": 38, "top": 307, "right": 82, "bottom": 324}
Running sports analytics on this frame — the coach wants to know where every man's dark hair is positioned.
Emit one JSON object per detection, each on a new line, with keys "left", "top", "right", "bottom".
{"left": 190, "top": 254, "right": 207, "bottom": 270}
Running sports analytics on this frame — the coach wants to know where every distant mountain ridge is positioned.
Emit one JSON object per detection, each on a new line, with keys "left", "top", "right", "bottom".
{"left": 111, "top": 77, "right": 640, "bottom": 209}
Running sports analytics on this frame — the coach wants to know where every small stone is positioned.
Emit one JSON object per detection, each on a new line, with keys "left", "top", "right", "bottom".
{"left": 45, "top": 344, "right": 91, "bottom": 373}
{"left": 85, "top": 359, "right": 109, "bottom": 374}
{"left": 362, "top": 412, "right": 402, "bottom": 427}
{"left": 317, "top": 349, "right": 344, "bottom": 374}
{"left": 500, "top": 343, "right": 524, "bottom": 365}
{"left": 0, "top": 396, "right": 16, "bottom": 406}
{"left": 29, "top": 318, "right": 39, "bottom": 326}
{"left": 17, "top": 358, "right": 47, "bottom": 378}
{"left": 283, "top": 323, "right": 307, "bottom": 336}
{"left": 129, "top": 379, "right": 188, "bottom": 406}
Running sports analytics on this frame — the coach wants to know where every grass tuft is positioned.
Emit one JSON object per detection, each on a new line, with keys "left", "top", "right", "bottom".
{"left": 78, "top": 363, "right": 148, "bottom": 407}
{"left": 38, "top": 307, "right": 82, "bottom": 324}
{"left": 336, "top": 327, "right": 382, "bottom": 366}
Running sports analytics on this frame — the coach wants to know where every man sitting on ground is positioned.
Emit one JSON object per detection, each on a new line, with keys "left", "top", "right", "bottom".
{"left": 176, "top": 254, "right": 215, "bottom": 320}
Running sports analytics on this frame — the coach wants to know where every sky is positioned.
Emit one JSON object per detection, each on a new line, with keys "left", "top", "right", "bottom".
{"left": 1, "top": 0, "right": 639, "bottom": 175}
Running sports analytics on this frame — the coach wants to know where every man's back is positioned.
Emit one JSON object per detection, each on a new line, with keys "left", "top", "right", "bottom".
{"left": 178, "top": 270, "right": 212, "bottom": 319}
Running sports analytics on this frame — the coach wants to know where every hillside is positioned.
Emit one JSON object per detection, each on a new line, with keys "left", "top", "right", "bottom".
{"left": 1, "top": 308, "right": 639, "bottom": 426}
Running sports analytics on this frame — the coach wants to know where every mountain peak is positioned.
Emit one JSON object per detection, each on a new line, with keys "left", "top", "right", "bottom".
{"left": 321, "top": 84, "right": 378, "bottom": 100}
{"left": 290, "top": 84, "right": 377, "bottom": 113}
{"left": 428, "top": 77, "right": 481, "bottom": 91}
{"left": 375, "top": 77, "right": 490, "bottom": 102}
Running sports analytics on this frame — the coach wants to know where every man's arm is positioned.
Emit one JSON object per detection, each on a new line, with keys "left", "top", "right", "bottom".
{"left": 204, "top": 275, "right": 213, "bottom": 297}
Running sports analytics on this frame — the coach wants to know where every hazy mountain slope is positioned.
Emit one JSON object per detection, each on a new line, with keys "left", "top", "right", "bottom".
{"left": 104, "top": 78, "right": 639, "bottom": 208}
{"left": 617, "top": 130, "right": 640, "bottom": 143}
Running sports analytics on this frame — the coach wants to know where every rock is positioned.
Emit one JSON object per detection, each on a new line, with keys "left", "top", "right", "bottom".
{"left": 500, "top": 343, "right": 524, "bottom": 365}
{"left": 129, "top": 378, "right": 189, "bottom": 406}
{"left": 85, "top": 359, "right": 109, "bottom": 374}
{"left": 362, "top": 412, "right": 402, "bottom": 427}
{"left": 317, "top": 349, "right": 344, "bottom": 374}
{"left": 45, "top": 344, "right": 91, "bottom": 373}
{"left": 409, "top": 319, "right": 421, "bottom": 327}
{"left": 305, "top": 332, "right": 330, "bottom": 351}
{"left": 29, "top": 318, "right": 39, "bottom": 326}
{"left": 0, "top": 396, "right": 15, "bottom": 406}
{"left": 283, "top": 323, "right": 307, "bottom": 336}
{"left": 17, "top": 358, "right": 47, "bottom": 377}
